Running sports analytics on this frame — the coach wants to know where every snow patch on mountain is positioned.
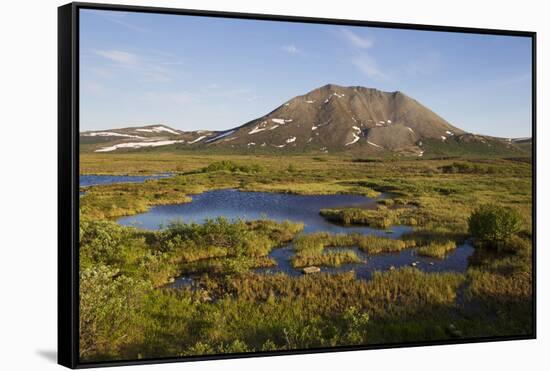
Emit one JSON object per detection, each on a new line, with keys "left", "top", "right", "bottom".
{"left": 249, "top": 126, "right": 267, "bottom": 135}
{"left": 188, "top": 136, "right": 207, "bottom": 144}
{"left": 136, "top": 126, "right": 180, "bottom": 135}
{"left": 95, "top": 140, "right": 184, "bottom": 152}
{"left": 272, "top": 118, "right": 293, "bottom": 125}
{"left": 83, "top": 132, "right": 145, "bottom": 139}
{"left": 345, "top": 133, "right": 360, "bottom": 146}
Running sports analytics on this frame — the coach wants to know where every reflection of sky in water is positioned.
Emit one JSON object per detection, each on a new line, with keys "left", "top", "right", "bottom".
{"left": 170, "top": 243, "right": 474, "bottom": 289}
{"left": 255, "top": 244, "right": 474, "bottom": 279}
{"left": 109, "top": 187, "right": 475, "bottom": 286}
{"left": 118, "top": 189, "right": 410, "bottom": 236}
{"left": 80, "top": 174, "right": 172, "bottom": 187}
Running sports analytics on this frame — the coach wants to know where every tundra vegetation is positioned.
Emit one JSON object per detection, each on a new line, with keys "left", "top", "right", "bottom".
{"left": 78, "top": 153, "right": 533, "bottom": 362}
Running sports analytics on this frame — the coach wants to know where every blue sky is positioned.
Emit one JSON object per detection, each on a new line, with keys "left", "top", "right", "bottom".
{"left": 80, "top": 9, "right": 532, "bottom": 137}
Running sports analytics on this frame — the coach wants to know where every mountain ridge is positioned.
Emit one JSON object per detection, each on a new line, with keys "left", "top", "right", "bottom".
{"left": 80, "top": 84, "right": 530, "bottom": 157}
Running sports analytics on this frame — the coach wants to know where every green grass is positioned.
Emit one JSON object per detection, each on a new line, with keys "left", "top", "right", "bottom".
{"left": 290, "top": 233, "right": 415, "bottom": 268}
{"left": 78, "top": 152, "right": 533, "bottom": 361}
{"left": 292, "top": 250, "right": 361, "bottom": 268}
{"left": 417, "top": 241, "right": 457, "bottom": 259}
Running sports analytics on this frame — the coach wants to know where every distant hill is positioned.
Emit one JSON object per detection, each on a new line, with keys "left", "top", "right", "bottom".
{"left": 80, "top": 84, "right": 531, "bottom": 157}
{"left": 510, "top": 137, "right": 533, "bottom": 152}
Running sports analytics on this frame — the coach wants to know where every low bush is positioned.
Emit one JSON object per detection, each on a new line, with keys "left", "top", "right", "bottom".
{"left": 202, "top": 160, "right": 262, "bottom": 174}
{"left": 468, "top": 204, "right": 522, "bottom": 248}
{"left": 439, "top": 162, "right": 499, "bottom": 175}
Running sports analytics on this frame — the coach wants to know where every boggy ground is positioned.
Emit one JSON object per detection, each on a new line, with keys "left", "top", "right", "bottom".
{"left": 78, "top": 153, "right": 533, "bottom": 362}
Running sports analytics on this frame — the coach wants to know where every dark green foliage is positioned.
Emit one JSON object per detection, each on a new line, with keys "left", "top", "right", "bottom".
{"left": 202, "top": 160, "right": 262, "bottom": 173}
{"left": 79, "top": 265, "right": 151, "bottom": 359}
{"left": 468, "top": 204, "right": 523, "bottom": 248}
{"left": 351, "top": 158, "right": 384, "bottom": 163}
{"left": 439, "top": 162, "right": 497, "bottom": 174}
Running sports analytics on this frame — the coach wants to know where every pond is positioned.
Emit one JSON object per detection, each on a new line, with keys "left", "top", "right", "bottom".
{"left": 80, "top": 173, "right": 173, "bottom": 187}
{"left": 170, "top": 242, "right": 474, "bottom": 288}
{"left": 112, "top": 187, "right": 474, "bottom": 286}
{"left": 118, "top": 189, "right": 411, "bottom": 235}
{"left": 254, "top": 244, "right": 474, "bottom": 279}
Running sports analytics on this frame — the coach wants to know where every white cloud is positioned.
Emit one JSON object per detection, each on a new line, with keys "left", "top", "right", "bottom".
{"left": 88, "top": 9, "right": 149, "bottom": 33}
{"left": 281, "top": 45, "right": 302, "bottom": 54}
{"left": 341, "top": 29, "right": 374, "bottom": 49}
{"left": 108, "top": 17, "right": 149, "bottom": 33}
{"left": 351, "top": 54, "right": 386, "bottom": 79}
{"left": 339, "top": 29, "right": 383, "bottom": 78}
{"left": 92, "top": 49, "right": 175, "bottom": 83}
{"left": 94, "top": 50, "right": 139, "bottom": 65}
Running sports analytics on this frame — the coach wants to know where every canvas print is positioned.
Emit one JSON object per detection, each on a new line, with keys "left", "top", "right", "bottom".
{"left": 78, "top": 8, "right": 534, "bottom": 363}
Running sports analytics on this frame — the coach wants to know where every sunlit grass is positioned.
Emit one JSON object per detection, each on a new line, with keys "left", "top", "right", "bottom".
{"left": 417, "top": 241, "right": 457, "bottom": 259}
{"left": 78, "top": 153, "right": 533, "bottom": 361}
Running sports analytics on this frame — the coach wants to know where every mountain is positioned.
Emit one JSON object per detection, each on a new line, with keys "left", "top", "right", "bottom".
{"left": 80, "top": 124, "right": 214, "bottom": 152}
{"left": 80, "top": 84, "right": 530, "bottom": 157}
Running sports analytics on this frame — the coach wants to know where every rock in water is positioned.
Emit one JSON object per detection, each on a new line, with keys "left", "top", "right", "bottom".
{"left": 302, "top": 266, "right": 321, "bottom": 274}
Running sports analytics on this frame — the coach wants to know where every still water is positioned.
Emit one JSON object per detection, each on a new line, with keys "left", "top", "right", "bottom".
{"left": 118, "top": 189, "right": 411, "bottom": 235}
{"left": 79, "top": 178, "right": 473, "bottom": 282}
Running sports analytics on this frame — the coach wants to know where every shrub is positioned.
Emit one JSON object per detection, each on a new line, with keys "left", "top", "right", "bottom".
{"left": 468, "top": 204, "right": 522, "bottom": 248}
{"left": 338, "top": 306, "right": 370, "bottom": 345}
{"left": 439, "top": 162, "right": 491, "bottom": 174}
{"left": 79, "top": 265, "right": 151, "bottom": 359}
{"left": 202, "top": 160, "right": 261, "bottom": 174}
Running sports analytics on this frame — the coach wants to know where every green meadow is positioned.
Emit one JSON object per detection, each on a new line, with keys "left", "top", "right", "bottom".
{"left": 79, "top": 152, "right": 533, "bottom": 362}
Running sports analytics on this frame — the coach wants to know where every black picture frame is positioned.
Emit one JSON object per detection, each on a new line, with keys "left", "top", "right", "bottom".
{"left": 58, "top": 2, "right": 537, "bottom": 369}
